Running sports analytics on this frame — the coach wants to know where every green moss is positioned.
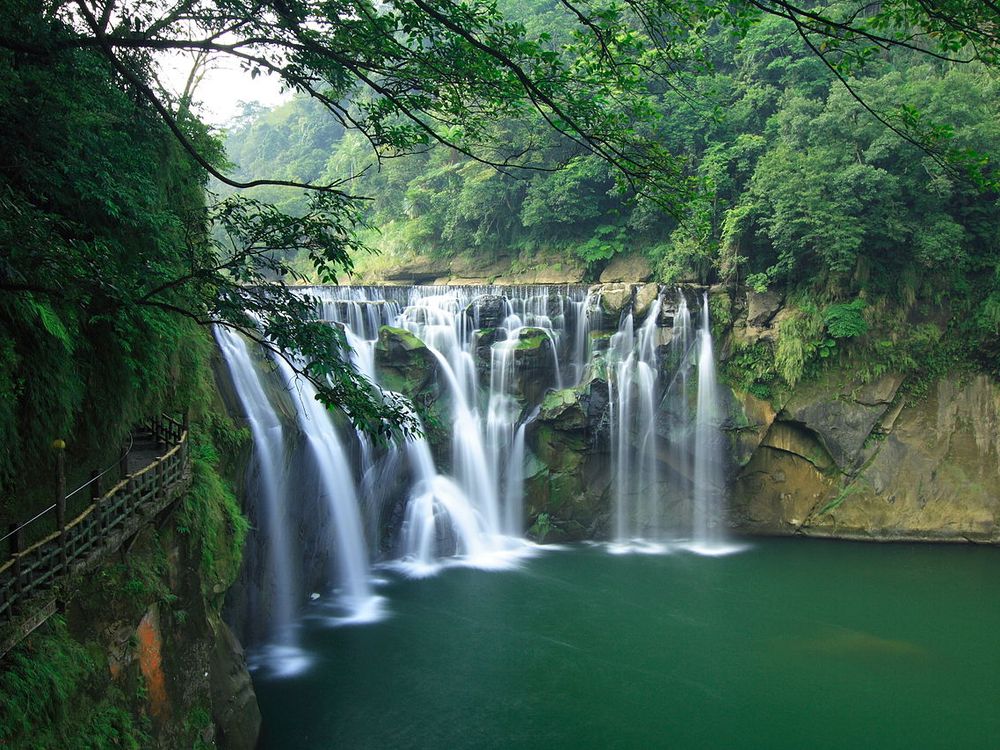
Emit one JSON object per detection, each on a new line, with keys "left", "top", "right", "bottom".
{"left": 176, "top": 434, "right": 250, "bottom": 593}
{"left": 378, "top": 326, "right": 426, "bottom": 351}
{"left": 815, "top": 481, "right": 865, "bottom": 517}
{"left": 721, "top": 341, "right": 781, "bottom": 404}
{"left": 540, "top": 388, "right": 577, "bottom": 414}
{"left": 515, "top": 328, "right": 549, "bottom": 350}
{"left": 709, "top": 291, "right": 732, "bottom": 339}
{"left": 0, "top": 617, "right": 151, "bottom": 749}
{"left": 527, "top": 512, "right": 553, "bottom": 541}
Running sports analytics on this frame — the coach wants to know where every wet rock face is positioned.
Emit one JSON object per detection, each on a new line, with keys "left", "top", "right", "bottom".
{"left": 210, "top": 621, "right": 262, "bottom": 750}
{"left": 373, "top": 326, "right": 440, "bottom": 407}
{"left": 727, "top": 373, "right": 1000, "bottom": 542}
{"left": 524, "top": 380, "right": 612, "bottom": 542}
{"left": 465, "top": 294, "right": 509, "bottom": 329}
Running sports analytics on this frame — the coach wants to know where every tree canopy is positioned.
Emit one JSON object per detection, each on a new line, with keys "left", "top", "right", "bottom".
{"left": 1, "top": 0, "right": 999, "bottom": 475}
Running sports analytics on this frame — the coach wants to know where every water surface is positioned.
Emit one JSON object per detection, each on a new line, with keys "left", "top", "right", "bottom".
{"left": 254, "top": 539, "right": 1000, "bottom": 749}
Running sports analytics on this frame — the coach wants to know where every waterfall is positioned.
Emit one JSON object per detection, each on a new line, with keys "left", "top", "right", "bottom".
{"left": 310, "top": 286, "right": 590, "bottom": 575}
{"left": 687, "top": 293, "right": 740, "bottom": 555}
{"left": 215, "top": 327, "right": 308, "bottom": 674}
{"left": 390, "top": 287, "right": 575, "bottom": 544}
{"left": 271, "top": 356, "right": 383, "bottom": 622}
{"left": 401, "top": 432, "right": 493, "bottom": 575}
{"left": 219, "top": 283, "right": 742, "bottom": 658}
{"left": 661, "top": 292, "right": 694, "bottom": 540}
{"left": 608, "top": 292, "right": 668, "bottom": 549}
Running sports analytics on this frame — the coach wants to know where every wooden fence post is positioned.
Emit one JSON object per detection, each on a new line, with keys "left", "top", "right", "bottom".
{"left": 9, "top": 523, "right": 22, "bottom": 612}
{"left": 119, "top": 436, "right": 130, "bottom": 480}
{"left": 53, "top": 439, "right": 67, "bottom": 571}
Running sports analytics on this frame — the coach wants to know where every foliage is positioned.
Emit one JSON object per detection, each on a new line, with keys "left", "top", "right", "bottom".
{"left": 721, "top": 342, "right": 780, "bottom": 402}
{"left": 0, "top": 9, "right": 214, "bottom": 498}
{"left": 824, "top": 300, "right": 868, "bottom": 340}
{"left": 177, "top": 434, "right": 251, "bottom": 586}
{"left": 0, "top": 617, "right": 151, "bottom": 749}
{"left": 528, "top": 512, "right": 553, "bottom": 541}
{"left": 774, "top": 304, "right": 826, "bottom": 387}
{"left": 0, "top": 0, "right": 996, "bottom": 479}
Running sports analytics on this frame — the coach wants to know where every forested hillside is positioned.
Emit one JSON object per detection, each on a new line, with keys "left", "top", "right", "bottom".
{"left": 0, "top": 5, "right": 214, "bottom": 505}
{"left": 225, "top": 1, "right": 1000, "bottom": 390}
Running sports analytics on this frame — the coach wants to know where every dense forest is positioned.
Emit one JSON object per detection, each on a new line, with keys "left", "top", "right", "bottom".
{"left": 226, "top": 0, "right": 1000, "bottom": 396}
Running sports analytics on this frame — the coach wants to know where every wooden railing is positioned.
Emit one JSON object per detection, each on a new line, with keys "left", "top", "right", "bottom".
{"left": 0, "top": 415, "right": 191, "bottom": 626}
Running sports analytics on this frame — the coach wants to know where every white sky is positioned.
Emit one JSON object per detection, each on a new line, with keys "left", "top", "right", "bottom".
{"left": 156, "top": 51, "right": 292, "bottom": 127}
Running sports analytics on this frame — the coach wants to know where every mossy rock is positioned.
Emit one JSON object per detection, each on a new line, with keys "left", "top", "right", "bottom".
{"left": 374, "top": 326, "right": 439, "bottom": 404}
{"left": 515, "top": 327, "right": 549, "bottom": 350}
{"left": 376, "top": 325, "right": 426, "bottom": 353}
{"left": 539, "top": 388, "right": 588, "bottom": 431}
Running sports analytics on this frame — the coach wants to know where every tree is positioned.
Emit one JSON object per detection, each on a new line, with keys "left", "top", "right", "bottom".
{"left": 1, "top": 0, "right": 998, "bottom": 439}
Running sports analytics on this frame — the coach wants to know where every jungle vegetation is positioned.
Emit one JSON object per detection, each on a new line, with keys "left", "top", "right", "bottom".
{"left": 1, "top": 0, "right": 998, "bottom": 499}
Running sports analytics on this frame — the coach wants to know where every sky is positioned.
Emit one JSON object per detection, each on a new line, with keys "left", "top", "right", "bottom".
{"left": 157, "top": 50, "right": 291, "bottom": 128}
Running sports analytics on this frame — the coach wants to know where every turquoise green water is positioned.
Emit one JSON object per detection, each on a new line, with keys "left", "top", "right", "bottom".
{"left": 253, "top": 539, "right": 1000, "bottom": 749}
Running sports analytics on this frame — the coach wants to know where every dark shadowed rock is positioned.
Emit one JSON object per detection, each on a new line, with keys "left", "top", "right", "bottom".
{"left": 746, "top": 289, "right": 783, "bottom": 327}
{"left": 465, "top": 294, "right": 509, "bottom": 329}
{"left": 211, "top": 621, "right": 262, "bottom": 750}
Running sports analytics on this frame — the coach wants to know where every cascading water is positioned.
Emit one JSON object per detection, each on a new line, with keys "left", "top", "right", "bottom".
{"left": 660, "top": 292, "right": 695, "bottom": 539}
{"left": 218, "top": 283, "right": 742, "bottom": 665}
{"left": 687, "top": 293, "right": 741, "bottom": 555}
{"left": 214, "top": 327, "right": 307, "bottom": 674}
{"left": 608, "top": 293, "right": 667, "bottom": 548}
{"left": 312, "top": 286, "right": 587, "bottom": 574}
{"left": 270, "top": 356, "right": 383, "bottom": 621}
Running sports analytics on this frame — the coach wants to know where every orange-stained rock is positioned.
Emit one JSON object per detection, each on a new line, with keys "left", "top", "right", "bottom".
{"left": 137, "top": 605, "right": 171, "bottom": 723}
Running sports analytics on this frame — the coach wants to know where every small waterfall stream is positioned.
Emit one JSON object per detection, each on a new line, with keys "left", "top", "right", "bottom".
{"left": 214, "top": 327, "right": 307, "bottom": 674}
{"left": 215, "top": 283, "right": 741, "bottom": 665}
{"left": 271, "top": 356, "right": 383, "bottom": 621}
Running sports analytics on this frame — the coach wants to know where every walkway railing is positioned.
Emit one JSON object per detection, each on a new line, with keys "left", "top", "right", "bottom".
{"left": 0, "top": 415, "right": 191, "bottom": 627}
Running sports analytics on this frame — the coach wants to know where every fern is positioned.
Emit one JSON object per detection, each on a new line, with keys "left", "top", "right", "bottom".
{"left": 823, "top": 299, "right": 868, "bottom": 339}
